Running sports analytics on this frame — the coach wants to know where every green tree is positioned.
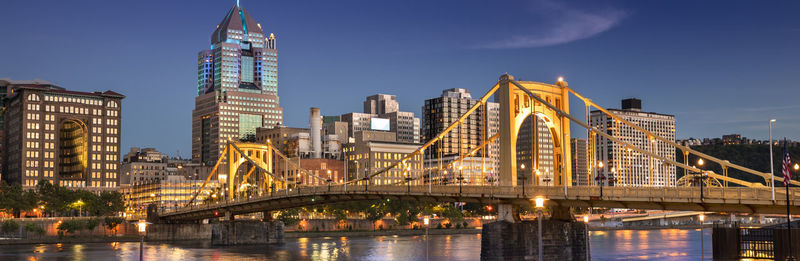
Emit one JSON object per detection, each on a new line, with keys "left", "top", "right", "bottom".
{"left": 57, "top": 220, "right": 85, "bottom": 235}
{"left": 104, "top": 217, "right": 124, "bottom": 236}
{"left": 24, "top": 222, "right": 45, "bottom": 235}
{"left": 277, "top": 208, "right": 301, "bottom": 226}
{"left": 1, "top": 220, "right": 20, "bottom": 234}
{"left": 0, "top": 182, "right": 39, "bottom": 217}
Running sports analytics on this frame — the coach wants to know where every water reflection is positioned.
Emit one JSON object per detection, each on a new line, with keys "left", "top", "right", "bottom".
{"left": 0, "top": 229, "right": 712, "bottom": 261}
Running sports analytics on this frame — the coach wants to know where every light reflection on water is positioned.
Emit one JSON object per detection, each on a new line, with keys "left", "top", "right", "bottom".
{"left": 0, "top": 229, "right": 712, "bottom": 260}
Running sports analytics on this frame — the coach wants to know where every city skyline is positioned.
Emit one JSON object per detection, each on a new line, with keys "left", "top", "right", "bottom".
{"left": 2, "top": 0, "right": 800, "bottom": 157}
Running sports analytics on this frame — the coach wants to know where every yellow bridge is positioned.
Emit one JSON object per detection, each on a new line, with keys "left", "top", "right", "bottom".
{"left": 160, "top": 73, "right": 799, "bottom": 221}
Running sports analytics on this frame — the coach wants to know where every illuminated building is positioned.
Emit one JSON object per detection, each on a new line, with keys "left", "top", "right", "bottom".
{"left": 590, "top": 98, "right": 676, "bottom": 187}
{"left": 2, "top": 80, "right": 124, "bottom": 191}
{"left": 121, "top": 175, "right": 218, "bottom": 218}
{"left": 422, "top": 88, "right": 498, "bottom": 184}
{"left": 570, "top": 138, "right": 589, "bottom": 186}
{"left": 192, "top": 2, "right": 283, "bottom": 165}
{"left": 343, "top": 130, "right": 421, "bottom": 185}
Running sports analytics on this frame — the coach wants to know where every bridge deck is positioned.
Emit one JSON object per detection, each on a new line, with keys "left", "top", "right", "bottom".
{"left": 160, "top": 185, "right": 800, "bottom": 221}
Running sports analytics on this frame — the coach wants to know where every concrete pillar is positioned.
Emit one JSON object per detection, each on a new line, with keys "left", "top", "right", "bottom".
{"left": 211, "top": 221, "right": 285, "bottom": 245}
{"left": 480, "top": 219, "right": 589, "bottom": 261}
{"left": 497, "top": 204, "right": 520, "bottom": 222}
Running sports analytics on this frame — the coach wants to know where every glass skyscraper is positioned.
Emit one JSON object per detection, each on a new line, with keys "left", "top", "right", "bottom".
{"left": 192, "top": 3, "right": 283, "bottom": 165}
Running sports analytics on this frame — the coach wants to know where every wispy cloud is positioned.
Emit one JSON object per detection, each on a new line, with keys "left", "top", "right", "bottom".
{"left": 476, "top": 0, "right": 628, "bottom": 49}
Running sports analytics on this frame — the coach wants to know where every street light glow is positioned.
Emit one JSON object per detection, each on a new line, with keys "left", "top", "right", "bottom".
{"left": 583, "top": 215, "right": 589, "bottom": 223}
{"left": 794, "top": 163, "right": 799, "bottom": 171}
{"left": 699, "top": 214, "right": 705, "bottom": 222}
{"left": 770, "top": 119, "right": 777, "bottom": 123}
{"left": 137, "top": 220, "right": 148, "bottom": 233}
{"left": 598, "top": 161, "right": 603, "bottom": 168}
{"left": 697, "top": 159, "right": 704, "bottom": 166}
{"left": 534, "top": 197, "right": 545, "bottom": 208}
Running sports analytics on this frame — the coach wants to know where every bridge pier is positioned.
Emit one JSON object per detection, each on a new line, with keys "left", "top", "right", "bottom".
{"left": 481, "top": 206, "right": 589, "bottom": 261}
{"left": 211, "top": 220, "right": 284, "bottom": 245}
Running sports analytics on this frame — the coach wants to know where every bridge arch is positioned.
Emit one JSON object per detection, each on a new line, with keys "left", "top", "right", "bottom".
{"left": 497, "top": 74, "right": 571, "bottom": 187}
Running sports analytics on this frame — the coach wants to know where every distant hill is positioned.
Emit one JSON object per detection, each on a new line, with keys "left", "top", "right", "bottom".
{"left": 676, "top": 144, "right": 800, "bottom": 186}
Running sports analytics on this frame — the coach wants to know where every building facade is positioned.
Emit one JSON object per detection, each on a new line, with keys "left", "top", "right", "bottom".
{"left": 122, "top": 175, "right": 218, "bottom": 218}
{"left": 343, "top": 130, "right": 421, "bottom": 185}
{"left": 363, "top": 94, "right": 399, "bottom": 115}
{"left": 192, "top": 3, "right": 283, "bottom": 166}
{"left": 570, "top": 138, "right": 589, "bottom": 186}
{"left": 2, "top": 81, "right": 123, "bottom": 191}
{"left": 421, "top": 88, "right": 498, "bottom": 183}
{"left": 590, "top": 98, "right": 676, "bottom": 187}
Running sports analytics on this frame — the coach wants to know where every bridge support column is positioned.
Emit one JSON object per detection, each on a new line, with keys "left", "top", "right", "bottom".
{"left": 211, "top": 220, "right": 285, "bottom": 245}
{"left": 496, "top": 204, "right": 520, "bottom": 222}
{"left": 481, "top": 206, "right": 588, "bottom": 261}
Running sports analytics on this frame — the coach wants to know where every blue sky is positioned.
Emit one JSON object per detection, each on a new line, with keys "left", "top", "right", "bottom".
{"left": 2, "top": 0, "right": 799, "bottom": 157}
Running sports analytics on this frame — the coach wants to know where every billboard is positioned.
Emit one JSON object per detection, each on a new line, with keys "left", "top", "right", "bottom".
{"left": 370, "top": 118, "right": 390, "bottom": 131}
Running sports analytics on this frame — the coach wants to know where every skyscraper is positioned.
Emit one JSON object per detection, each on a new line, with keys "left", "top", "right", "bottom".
{"left": 590, "top": 98, "right": 676, "bottom": 187}
{"left": 192, "top": 3, "right": 283, "bottom": 165}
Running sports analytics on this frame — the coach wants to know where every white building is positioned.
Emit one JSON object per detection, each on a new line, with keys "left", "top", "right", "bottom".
{"left": 590, "top": 98, "right": 676, "bottom": 187}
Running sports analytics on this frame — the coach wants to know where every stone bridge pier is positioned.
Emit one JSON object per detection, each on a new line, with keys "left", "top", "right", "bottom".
{"left": 146, "top": 205, "right": 284, "bottom": 245}
{"left": 480, "top": 205, "right": 589, "bottom": 261}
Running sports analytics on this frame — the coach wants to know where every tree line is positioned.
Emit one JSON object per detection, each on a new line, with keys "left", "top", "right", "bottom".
{"left": 0, "top": 180, "right": 125, "bottom": 218}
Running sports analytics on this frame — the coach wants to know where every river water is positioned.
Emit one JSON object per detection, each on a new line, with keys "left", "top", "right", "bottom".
{"left": 0, "top": 229, "right": 712, "bottom": 260}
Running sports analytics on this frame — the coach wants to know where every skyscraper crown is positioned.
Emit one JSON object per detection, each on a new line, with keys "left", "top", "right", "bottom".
{"left": 211, "top": 3, "right": 265, "bottom": 44}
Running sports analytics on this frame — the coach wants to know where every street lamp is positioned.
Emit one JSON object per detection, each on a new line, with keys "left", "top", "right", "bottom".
{"left": 520, "top": 164, "right": 527, "bottom": 197}
{"left": 457, "top": 165, "right": 464, "bottom": 195}
{"left": 595, "top": 161, "right": 605, "bottom": 197}
{"left": 137, "top": 220, "right": 149, "bottom": 261}
{"left": 699, "top": 214, "right": 705, "bottom": 261}
{"left": 697, "top": 159, "right": 707, "bottom": 200}
{"left": 75, "top": 200, "right": 84, "bottom": 217}
{"left": 769, "top": 119, "right": 776, "bottom": 201}
{"left": 423, "top": 216, "right": 430, "bottom": 261}
{"left": 534, "top": 197, "right": 545, "bottom": 261}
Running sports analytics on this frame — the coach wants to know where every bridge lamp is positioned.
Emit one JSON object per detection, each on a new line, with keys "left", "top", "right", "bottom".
{"left": 520, "top": 164, "right": 526, "bottom": 170}
{"left": 557, "top": 76, "right": 564, "bottom": 82}
{"left": 137, "top": 220, "right": 148, "bottom": 233}
{"left": 583, "top": 215, "right": 589, "bottom": 223}
{"left": 597, "top": 161, "right": 603, "bottom": 169}
{"left": 534, "top": 197, "right": 545, "bottom": 209}
{"left": 697, "top": 158, "right": 704, "bottom": 166}
{"left": 699, "top": 214, "right": 705, "bottom": 222}
{"left": 794, "top": 163, "right": 799, "bottom": 171}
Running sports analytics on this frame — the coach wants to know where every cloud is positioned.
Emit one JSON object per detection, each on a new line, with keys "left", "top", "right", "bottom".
{"left": 476, "top": 0, "right": 628, "bottom": 49}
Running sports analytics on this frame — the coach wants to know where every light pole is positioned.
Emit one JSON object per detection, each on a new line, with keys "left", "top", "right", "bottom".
{"left": 424, "top": 216, "right": 430, "bottom": 261}
{"left": 76, "top": 200, "right": 83, "bottom": 217}
{"left": 535, "top": 197, "right": 545, "bottom": 261}
{"left": 769, "top": 119, "right": 776, "bottom": 201}
{"left": 583, "top": 215, "right": 590, "bottom": 261}
{"left": 457, "top": 165, "right": 464, "bottom": 195}
{"left": 137, "top": 220, "right": 148, "bottom": 261}
{"left": 595, "top": 161, "right": 605, "bottom": 197}
{"left": 520, "top": 164, "right": 526, "bottom": 197}
{"left": 699, "top": 214, "right": 705, "bottom": 261}
{"left": 698, "top": 159, "right": 706, "bottom": 200}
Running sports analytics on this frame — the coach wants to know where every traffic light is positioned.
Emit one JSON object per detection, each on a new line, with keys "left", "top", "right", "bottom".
{"left": 486, "top": 205, "right": 493, "bottom": 212}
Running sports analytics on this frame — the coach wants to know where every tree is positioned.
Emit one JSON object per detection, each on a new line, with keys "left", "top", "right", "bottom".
{"left": 277, "top": 208, "right": 301, "bottom": 226}
{"left": 0, "top": 182, "right": 38, "bottom": 217}
{"left": 104, "top": 217, "right": 125, "bottom": 236}
{"left": 1, "top": 220, "right": 20, "bottom": 234}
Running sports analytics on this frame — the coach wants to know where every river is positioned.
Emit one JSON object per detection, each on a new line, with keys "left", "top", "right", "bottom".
{"left": 0, "top": 229, "right": 712, "bottom": 260}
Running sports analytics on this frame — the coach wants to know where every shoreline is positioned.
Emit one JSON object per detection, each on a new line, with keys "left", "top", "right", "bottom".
{"left": 0, "top": 225, "right": 730, "bottom": 245}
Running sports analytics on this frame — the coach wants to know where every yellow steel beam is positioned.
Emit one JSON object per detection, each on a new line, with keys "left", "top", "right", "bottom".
{"left": 263, "top": 141, "right": 330, "bottom": 183}
{"left": 509, "top": 80, "right": 764, "bottom": 188}
{"left": 565, "top": 86, "right": 799, "bottom": 187}
{"left": 348, "top": 83, "right": 502, "bottom": 184}
{"left": 185, "top": 143, "right": 230, "bottom": 207}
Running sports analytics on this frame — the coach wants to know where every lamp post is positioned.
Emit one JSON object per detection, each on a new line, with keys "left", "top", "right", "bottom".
{"left": 583, "top": 215, "right": 590, "bottom": 261}
{"left": 699, "top": 214, "right": 705, "bottom": 261}
{"left": 520, "top": 164, "right": 527, "bottom": 197}
{"left": 769, "top": 119, "right": 776, "bottom": 201}
{"left": 457, "top": 165, "right": 464, "bottom": 195}
{"left": 424, "top": 216, "right": 430, "bottom": 261}
{"left": 534, "top": 197, "right": 545, "bottom": 261}
{"left": 595, "top": 161, "right": 605, "bottom": 197}
{"left": 76, "top": 200, "right": 83, "bottom": 217}
{"left": 698, "top": 159, "right": 706, "bottom": 200}
{"left": 137, "top": 220, "right": 148, "bottom": 261}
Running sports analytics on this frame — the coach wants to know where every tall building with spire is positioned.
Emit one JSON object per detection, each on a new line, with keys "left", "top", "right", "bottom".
{"left": 192, "top": 3, "right": 283, "bottom": 165}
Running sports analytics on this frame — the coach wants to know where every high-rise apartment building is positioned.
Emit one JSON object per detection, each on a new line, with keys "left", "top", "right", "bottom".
{"left": 570, "top": 138, "right": 588, "bottom": 186}
{"left": 422, "top": 88, "right": 497, "bottom": 161}
{"left": 335, "top": 94, "right": 420, "bottom": 144}
{"left": 192, "top": 3, "right": 283, "bottom": 165}
{"left": 2, "top": 81, "right": 124, "bottom": 191}
{"left": 590, "top": 98, "right": 676, "bottom": 187}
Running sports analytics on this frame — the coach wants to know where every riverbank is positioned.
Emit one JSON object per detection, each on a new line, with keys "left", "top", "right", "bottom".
{"left": 285, "top": 228, "right": 481, "bottom": 238}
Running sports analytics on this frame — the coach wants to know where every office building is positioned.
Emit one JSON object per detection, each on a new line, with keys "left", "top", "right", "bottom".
{"left": 121, "top": 175, "right": 218, "bottom": 218}
{"left": 590, "top": 98, "right": 676, "bottom": 187}
{"left": 2, "top": 80, "right": 123, "bottom": 191}
{"left": 192, "top": 3, "right": 283, "bottom": 166}
{"left": 570, "top": 138, "right": 589, "bottom": 186}
{"left": 363, "top": 94, "right": 399, "bottom": 115}
{"left": 343, "top": 130, "right": 421, "bottom": 185}
{"left": 421, "top": 88, "right": 498, "bottom": 183}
